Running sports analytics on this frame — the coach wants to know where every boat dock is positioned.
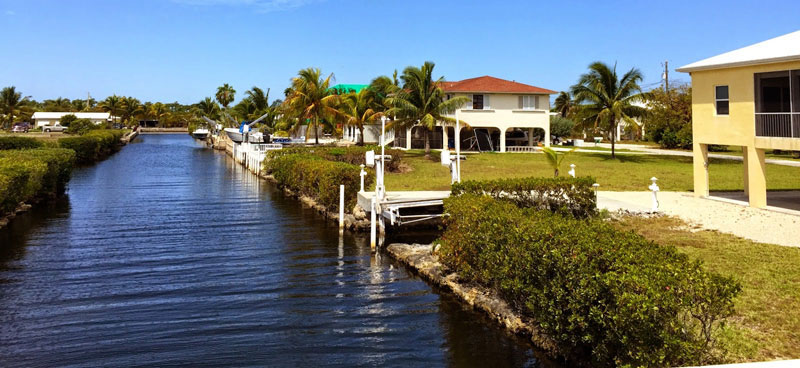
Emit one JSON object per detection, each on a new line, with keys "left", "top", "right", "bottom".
{"left": 358, "top": 191, "right": 450, "bottom": 226}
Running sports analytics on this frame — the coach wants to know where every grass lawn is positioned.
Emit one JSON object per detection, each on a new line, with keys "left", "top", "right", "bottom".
{"left": 613, "top": 216, "right": 800, "bottom": 362}
{"left": 386, "top": 150, "right": 800, "bottom": 191}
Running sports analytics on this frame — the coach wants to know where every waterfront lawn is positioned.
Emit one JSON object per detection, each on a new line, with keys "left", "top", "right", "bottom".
{"left": 384, "top": 150, "right": 800, "bottom": 192}
{"left": 613, "top": 216, "right": 800, "bottom": 362}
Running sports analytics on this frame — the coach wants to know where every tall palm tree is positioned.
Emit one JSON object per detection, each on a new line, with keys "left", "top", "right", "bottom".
{"left": 233, "top": 97, "right": 257, "bottom": 121}
{"left": 121, "top": 97, "right": 143, "bottom": 125}
{"left": 148, "top": 102, "right": 170, "bottom": 127}
{"left": 340, "top": 89, "right": 383, "bottom": 146}
{"left": 282, "top": 67, "right": 341, "bottom": 144}
{"left": 553, "top": 91, "right": 574, "bottom": 118}
{"left": 570, "top": 62, "right": 648, "bottom": 158}
{"left": 196, "top": 97, "right": 220, "bottom": 120}
{"left": 99, "top": 95, "right": 123, "bottom": 125}
{"left": 245, "top": 86, "right": 270, "bottom": 112}
{"left": 385, "top": 61, "right": 469, "bottom": 158}
{"left": 0, "top": 86, "right": 24, "bottom": 129}
{"left": 215, "top": 83, "right": 236, "bottom": 109}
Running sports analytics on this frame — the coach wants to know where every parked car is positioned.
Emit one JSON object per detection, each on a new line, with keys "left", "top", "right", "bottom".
{"left": 11, "top": 122, "right": 31, "bottom": 133}
{"left": 42, "top": 123, "right": 67, "bottom": 133}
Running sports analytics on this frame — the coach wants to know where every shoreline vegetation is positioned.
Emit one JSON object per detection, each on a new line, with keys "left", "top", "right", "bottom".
{"left": 0, "top": 130, "right": 130, "bottom": 228}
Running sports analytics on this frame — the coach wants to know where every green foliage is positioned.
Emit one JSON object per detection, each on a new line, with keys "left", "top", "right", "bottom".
{"left": 265, "top": 145, "right": 405, "bottom": 172}
{"left": 59, "top": 114, "right": 78, "bottom": 127}
{"left": 645, "top": 85, "right": 693, "bottom": 149}
{"left": 451, "top": 176, "right": 597, "bottom": 218}
{"left": 0, "top": 148, "right": 75, "bottom": 215}
{"left": 542, "top": 146, "right": 576, "bottom": 177}
{"left": 67, "top": 118, "right": 100, "bottom": 135}
{"left": 264, "top": 153, "right": 373, "bottom": 212}
{"left": 58, "top": 129, "right": 125, "bottom": 163}
{"left": 438, "top": 194, "right": 741, "bottom": 367}
{"left": 0, "top": 136, "right": 44, "bottom": 150}
{"left": 549, "top": 115, "right": 575, "bottom": 138}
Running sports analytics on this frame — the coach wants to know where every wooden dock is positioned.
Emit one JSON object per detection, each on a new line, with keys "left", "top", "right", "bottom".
{"left": 358, "top": 191, "right": 450, "bottom": 226}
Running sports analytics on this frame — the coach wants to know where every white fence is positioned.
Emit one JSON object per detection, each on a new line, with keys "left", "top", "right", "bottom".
{"left": 506, "top": 146, "right": 541, "bottom": 153}
{"left": 231, "top": 142, "right": 283, "bottom": 175}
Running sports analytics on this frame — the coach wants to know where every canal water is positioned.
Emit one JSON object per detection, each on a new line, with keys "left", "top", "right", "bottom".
{"left": 0, "top": 134, "right": 552, "bottom": 367}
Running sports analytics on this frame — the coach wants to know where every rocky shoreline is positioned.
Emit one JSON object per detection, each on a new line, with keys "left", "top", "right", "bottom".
{"left": 384, "top": 242, "right": 562, "bottom": 359}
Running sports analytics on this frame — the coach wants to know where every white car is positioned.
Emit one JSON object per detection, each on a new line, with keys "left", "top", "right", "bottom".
{"left": 42, "top": 124, "right": 67, "bottom": 133}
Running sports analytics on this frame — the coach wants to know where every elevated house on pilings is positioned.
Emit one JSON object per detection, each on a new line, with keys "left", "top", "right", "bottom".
{"left": 677, "top": 29, "right": 800, "bottom": 208}
{"left": 341, "top": 76, "right": 556, "bottom": 151}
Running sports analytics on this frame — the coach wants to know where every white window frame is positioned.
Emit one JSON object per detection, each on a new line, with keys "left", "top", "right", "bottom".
{"left": 520, "top": 95, "right": 538, "bottom": 110}
{"left": 472, "top": 94, "right": 490, "bottom": 110}
{"left": 715, "top": 85, "right": 729, "bottom": 116}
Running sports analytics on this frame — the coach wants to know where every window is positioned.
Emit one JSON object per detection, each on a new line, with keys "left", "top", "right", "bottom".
{"left": 715, "top": 86, "right": 729, "bottom": 115}
{"left": 472, "top": 94, "right": 484, "bottom": 110}
{"left": 519, "top": 95, "right": 538, "bottom": 110}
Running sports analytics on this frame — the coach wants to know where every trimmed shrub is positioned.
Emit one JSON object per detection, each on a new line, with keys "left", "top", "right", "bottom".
{"left": 58, "top": 129, "right": 125, "bottom": 163}
{"left": 0, "top": 136, "right": 44, "bottom": 150}
{"left": 265, "top": 145, "right": 405, "bottom": 172}
{"left": 59, "top": 114, "right": 78, "bottom": 127}
{"left": 451, "top": 176, "right": 597, "bottom": 218}
{"left": 438, "top": 194, "right": 741, "bottom": 367}
{"left": 66, "top": 118, "right": 100, "bottom": 135}
{"left": 0, "top": 148, "right": 75, "bottom": 215}
{"left": 265, "top": 153, "right": 373, "bottom": 213}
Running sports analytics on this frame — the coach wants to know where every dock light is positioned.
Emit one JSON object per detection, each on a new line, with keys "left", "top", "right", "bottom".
{"left": 592, "top": 183, "right": 600, "bottom": 200}
{"left": 568, "top": 164, "right": 576, "bottom": 178}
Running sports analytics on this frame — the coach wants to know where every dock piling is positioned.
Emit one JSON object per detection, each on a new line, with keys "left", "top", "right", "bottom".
{"left": 339, "top": 185, "right": 345, "bottom": 231}
{"left": 370, "top": 197, "right": 377, "bottom": 251}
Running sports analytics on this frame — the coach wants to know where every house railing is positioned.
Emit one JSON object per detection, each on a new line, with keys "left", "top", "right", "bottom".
{"left": 755, "top": 112, "right": 800, "bottom": 138}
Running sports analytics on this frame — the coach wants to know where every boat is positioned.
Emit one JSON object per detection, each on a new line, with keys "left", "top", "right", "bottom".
{"left": 248, "top": 132, "right": 266, "bottom": 143}
{"left": 192, "top": 128, "right": 210, "bottom": 140}
{"left": 224, "top": 127, "right": 244, "bottom": 143}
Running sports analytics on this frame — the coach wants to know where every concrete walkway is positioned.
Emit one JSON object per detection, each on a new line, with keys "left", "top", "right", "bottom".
{"left": 553, "top": 144, "right": 800, "bottom": 167}
{"left": 597, "top": 191, "right": 800, "bottom": 248}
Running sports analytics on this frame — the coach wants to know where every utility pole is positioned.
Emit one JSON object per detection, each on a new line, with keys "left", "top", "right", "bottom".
{"left": 663, "top": 60, "right": 669, "bottom": 93}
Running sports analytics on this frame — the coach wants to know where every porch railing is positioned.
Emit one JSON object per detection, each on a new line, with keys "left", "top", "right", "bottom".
{"left": 755, "top": 112, "right": 800, "bottom": 138}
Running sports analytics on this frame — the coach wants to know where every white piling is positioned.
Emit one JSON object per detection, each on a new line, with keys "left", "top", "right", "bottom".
{"left": 648, "top": 177, "right": 660, "bottom": 212}
{"left": 359, "top": 164, "right": 366, "bottom": 192}
{"left": 339, "top": 184, "right": 345, "bottom": 231}
{"left": 568, "top": 164, "right": 576, "bottom": 178}
{"left": 370, "top": 197, "right": 377, "bottom": 251}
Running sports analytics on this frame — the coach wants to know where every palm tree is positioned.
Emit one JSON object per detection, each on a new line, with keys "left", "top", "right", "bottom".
{"left": 340, "top": 89, "right": 383, "bottom": 146}
{"left": 233, "top": 97, "right": 257, "bottom": 121}
{"left": 553, "top": 91, "right": 574, "bottom": 118}
{"left": 216, "top": 83, "right": 236, "bottom": 109}
{"left": 385, "top": 61, "right": 469, "bottom": 158}
{"left": 245, "top": 86, "right": 270, "bottom": 112}
{"left": 282, "top": 67, "right": 341, "bottom": 144}
{"left": 99, "top": 95, "right": 123, "bottom": 125}
{"left": 542, "top": 147, "right": 576, "bottom": 177}
{"left": 148, "top": 102, "right": 170, "bottom": 127}
{"left": 121, "top": 97, "right": 143, "bottom": 126}
{"left": 196, "top": 97, "right": 220, "bottom": 120}
{"left": 370, "top": 70, "right": 400, "bottom": 108}
{"left": 570, "top": 62, "right": 648, "bottom": 158}
{"left": 0, "top": 86, "right": 24, "bottom": 129}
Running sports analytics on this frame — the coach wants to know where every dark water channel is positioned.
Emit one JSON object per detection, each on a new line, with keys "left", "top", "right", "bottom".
{"left": 0, "top": 134, "right": 555, "bottom": 367}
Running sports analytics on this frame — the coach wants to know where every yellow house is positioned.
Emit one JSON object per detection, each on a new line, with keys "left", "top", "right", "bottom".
{"left": 677, "top": 30, "right": 800, "bottom": 208}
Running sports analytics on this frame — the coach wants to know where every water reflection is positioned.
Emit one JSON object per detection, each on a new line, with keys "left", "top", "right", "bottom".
{"left": 0, "top": 134, "right": 555, "bottom": 367}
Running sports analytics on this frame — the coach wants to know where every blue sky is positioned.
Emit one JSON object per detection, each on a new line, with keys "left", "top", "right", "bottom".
{"left": 1, "top": 0, "right": 799, "bottom": 104}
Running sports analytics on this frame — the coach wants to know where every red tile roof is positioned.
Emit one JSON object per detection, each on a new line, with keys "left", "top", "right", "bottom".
{"left": 441, "top": 76, "right": 556, "bottom": 94}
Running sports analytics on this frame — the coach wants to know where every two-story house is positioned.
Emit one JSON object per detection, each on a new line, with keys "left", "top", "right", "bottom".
{"left": 393, "top": 76, "right": 556, "bottom": 152}
{"left": 677, "top": 30, "right": 800, "bottom": 208}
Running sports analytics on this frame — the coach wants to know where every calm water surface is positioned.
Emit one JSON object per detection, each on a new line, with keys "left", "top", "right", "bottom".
{"left": 0, "top": 134, "right": 553, "bottom": 367}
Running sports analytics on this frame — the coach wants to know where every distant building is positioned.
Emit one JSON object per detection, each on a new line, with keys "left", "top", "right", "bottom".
{"left": 31, "top": 112, "right": 112, "bottom": 127}
{"left": 677, "top": 30, "right": 800, "bottom": 208}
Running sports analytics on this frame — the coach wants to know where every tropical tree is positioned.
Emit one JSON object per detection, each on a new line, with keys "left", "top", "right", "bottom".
{"left": 196, "top": 97, "right": 221, "bottom": 120}
{"left": 43, "top": 97, "right": 73, "bottom": 112}
{"left": 215, "top": 83, "right": 236, "bottom": 109}
{"left": 0, "top": 86, "right": 24, "bottom": 129}
{"left": 282, "top": 67, "right": 341, "bottom": 144}
{"left": 385, "top": 61, "right": 469, "bottom": 158}
{"left": 553, "top": 91, "right": 574, "bottom": 118}
{"left": 340, "top": 89, "right": 383, "bottom": 146}
{"left": 121, "top": 96, "right": 143, "bottom": 125}
{"left": 233, "top": 97, "right": 257, "bottom": 121}
{"left": 148, "top": 102, "right": 170, "bottom": 127}
{"left": 99, "top": 95, "right": 123, "bottom": 125}
{"left": 369, "top": 70, "right": 400, "bottom": 110}
{"left": 542, "top": 146, "right": 576, "bottom": 177}
{"left": 570, "top": 62, "right": 648, "bottom": 158}
{"left": 245, "top": 86, "right": 270, "bottom": 112}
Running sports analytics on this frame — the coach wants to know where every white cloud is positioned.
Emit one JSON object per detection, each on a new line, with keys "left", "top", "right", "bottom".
{"left": 172, "top": 0, "right": 318, "bottom": 12}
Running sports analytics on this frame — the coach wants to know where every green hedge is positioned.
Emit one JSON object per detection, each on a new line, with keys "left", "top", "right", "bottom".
{"left": 265, "top": 153, "right": 373, "bottom": 213}
{"left": 451, "top": 176, "right": 597, "bottom": 218}
{"left": 439, "top": 194, "right": 741, "bottom": 367}
{"left": 58, "top": 129, "right": 125, "bottom": 163}
{"left": 0, "top": 136, "right": 44, "bottom": 150}
{"left": 0, "top": 148, "right": 75, "bottom": 215}
{"left": 265, "top": 145, "right": 405, "bottom": 172}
